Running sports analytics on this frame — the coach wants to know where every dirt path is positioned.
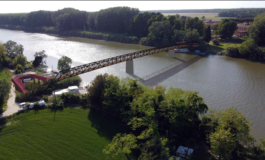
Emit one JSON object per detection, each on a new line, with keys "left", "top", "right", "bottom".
{"left": 0, "top": 70, "right": 23, "bottom": 119}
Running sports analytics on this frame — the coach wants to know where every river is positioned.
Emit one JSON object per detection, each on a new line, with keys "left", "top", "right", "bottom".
{"left": 1, "top": 28, "right": 264, "bottom": 140}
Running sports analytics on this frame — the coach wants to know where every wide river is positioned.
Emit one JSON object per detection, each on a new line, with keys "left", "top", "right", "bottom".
{"left": 1, "top": 28, "right": 265, "bottom": 140}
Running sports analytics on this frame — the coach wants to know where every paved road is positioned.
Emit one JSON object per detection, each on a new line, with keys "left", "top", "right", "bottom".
{"left": 0, "top": 70, "right": 24, "bottom": 119}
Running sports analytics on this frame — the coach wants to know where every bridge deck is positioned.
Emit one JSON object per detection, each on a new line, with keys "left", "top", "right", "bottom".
{"left": 54, "top": 42, "right": 199, "bottom": 81}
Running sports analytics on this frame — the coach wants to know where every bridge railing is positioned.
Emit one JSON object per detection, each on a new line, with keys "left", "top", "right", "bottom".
{"left": 54, "top": 43, "right": 199, "bottom": 81}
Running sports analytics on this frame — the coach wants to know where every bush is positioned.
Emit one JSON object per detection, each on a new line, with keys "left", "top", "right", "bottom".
{"left": 225, "top": 46, "right": 241, "bottom": 58}
{"left": 60, "top": 92, "right": 81, "bottom": 104}
{"left": 15, "top": 64, "right": 23, "bottom": 74}
{"left": 42, "top": 95, "right": 48, "bottom": 102}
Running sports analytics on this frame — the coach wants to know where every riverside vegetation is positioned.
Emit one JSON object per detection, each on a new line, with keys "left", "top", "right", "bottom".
{"left": 0, "top": 73, "right": 265, "bottom": 159}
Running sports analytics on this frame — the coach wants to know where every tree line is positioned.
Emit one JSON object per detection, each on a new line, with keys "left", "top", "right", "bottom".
{"left": 218, "top": 8, "right": 265, "bottom": 18}
{"left": 0, "top": 7, "right": 210, "bottom": 47}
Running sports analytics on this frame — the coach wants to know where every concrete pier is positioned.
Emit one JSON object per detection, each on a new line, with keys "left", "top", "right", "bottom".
{"left": 168, "top": 50, "right": 175, "bottom": 58}
{"left": 126, "top": 59, "right": 134, "bottom": 74}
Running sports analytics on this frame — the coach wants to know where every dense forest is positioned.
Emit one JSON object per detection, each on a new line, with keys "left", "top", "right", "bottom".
{"left": 218, "top": 8, "right": 265, "bottom": 18}
{"left": 0, "top": 7, "right": 208, "bottom": 48}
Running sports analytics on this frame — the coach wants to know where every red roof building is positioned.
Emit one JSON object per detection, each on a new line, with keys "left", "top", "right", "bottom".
{"left": 234, "top": 25, "right": 250, "bottom": 37}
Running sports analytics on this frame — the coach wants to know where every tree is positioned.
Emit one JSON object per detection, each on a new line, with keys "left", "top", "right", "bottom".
{"left": 87, "top": 73, "right": 109, "bottom": 110}
{"left": 147, "top": 20, "right": 172, "bottom": 45}
{"left": 57, "top": 56, "right": 72, "bottom": 71}
{"left": 33, "top": 50, "right": 47, "bottom": 68}
{"left": 247, "top": 13, "right": 265, "bottom": 46}
{"left": 15, "top": 64, "right": 23, "bottom": 74}
{"left": 184, "top": 29, "right": 200, "bottom": 42}
{"left": 238, "top": 38, "right": 261, "bottom": 60}
{"left": 204, "top": 25, "right": 211, "bottom": 43}
{"left": 4, "top": 40, "right": 24, "bottom": 59}
{"left": 14, "top": 54, "right": 27, "bottom": 67}
{"left": 32, "top": 56, "right": 43, "bottom": 68}
{"left": 0, "top": 79, "right": 10, "bottom": 101}
{"left": 171, "top": 30, "right": 185, "bottom": 43}
{"left": 173, "top": 18, "right": 182, "bottom": 30}
{"left": 201, "top": 16, "right": 206, "bottom": 21}
{"left": 218, "top": 19, "right": 237, "bottom": 39}
{"left": 185, "top": 17, "right": 205, "bottom": 36}
{"left": 0, "top": 43, "right": 10, "bottom": 67}
{"left": 210, "top": 128, "right": 236, "bottom": 160}
{"left": 103, "top": 133, "right": 138, "bottom": 157}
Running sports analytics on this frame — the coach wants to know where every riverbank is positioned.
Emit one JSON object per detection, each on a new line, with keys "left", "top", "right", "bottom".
{"left": 0, "top": 24, "right": 140, "bottom": 44}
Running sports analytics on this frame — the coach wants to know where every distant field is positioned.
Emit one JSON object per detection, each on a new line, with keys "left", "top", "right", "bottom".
{"left": 162, "top": 12, "right": 235, "bottom": 20}
{"left": 0, "top": 107, "right": 131, "bottom": 160}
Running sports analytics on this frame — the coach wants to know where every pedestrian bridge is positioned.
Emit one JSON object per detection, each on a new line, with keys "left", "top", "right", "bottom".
{"left": 54, "top": 42, "right": 199, "bottom": 81}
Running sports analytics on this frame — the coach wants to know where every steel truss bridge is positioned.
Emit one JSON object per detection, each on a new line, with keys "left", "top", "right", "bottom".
{"left": 54, "top": 42, "right": 199, "bottom": 81}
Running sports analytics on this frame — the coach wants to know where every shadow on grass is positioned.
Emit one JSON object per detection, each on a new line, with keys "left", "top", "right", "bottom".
{"left": 50, "top": 106, "right": 64, "bottom": 121}
{"left": 220, "top": 38, "right": 244, "bottom": 44}
{"left": 87, "top": 110, "right": 131, "bottom": 141}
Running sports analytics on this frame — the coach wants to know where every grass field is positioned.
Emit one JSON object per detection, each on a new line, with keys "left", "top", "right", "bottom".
{"left": 0, "top": 107, "right": 132, "bottom": 160}
{"left": 0, "top": 67, "right": 12, "bottom": 113}
{"left": 162, "top": 13, "right": 235, "bottom": 20}
{"left": 207, "top": 39, "right": 245, "bottom": 53}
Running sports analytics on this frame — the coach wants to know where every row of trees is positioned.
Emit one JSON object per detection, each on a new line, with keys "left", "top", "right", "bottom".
{"left": 218, "top": 8, "right": 265, "bottom": 18}
{"left": 0, "top": 7, "right": 211, "bottom": 47}
{"left": 84, "top": 73, "right": 265, "bottom": 159}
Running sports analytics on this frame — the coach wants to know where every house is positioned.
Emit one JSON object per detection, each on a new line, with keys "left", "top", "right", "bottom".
{"left": 203, "top": 20, "right": 222, "bottom": 26}
{"left": 234, "top": 24, "right": 250, "bottom": 37}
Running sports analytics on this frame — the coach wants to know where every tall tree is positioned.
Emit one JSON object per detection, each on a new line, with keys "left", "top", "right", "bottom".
{"left": 247, "top": 12, "right": 265, "bottom": 46}
{"left": 238, "top": 38, "right": 261, "bottom": 60}
{"left": 33, "top": 50, "right": 47, "bottom": 68}
{"left": 185, "top": 17, "right": 205, "bottom": 36}
{"left": 218, "top": 19, "right": 237, "bottom": 39}
{"left": 4, "top": 40, "right": 24, "bottom": 59}
{"left": 14, "top": 54, "right": 27, "bottom": 67}
{"left": 57, "top": 56, "right": 72, "bottom": 71}
{"left": 204, "top": 25, "right": 211, "bottom": 43}
{"left": 210, "top": 128, "right": 236, "bottom": 160}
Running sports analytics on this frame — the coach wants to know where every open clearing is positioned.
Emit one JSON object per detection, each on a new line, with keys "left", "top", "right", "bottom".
{"left": 0, "top": 107, "right": 131, "bottom": 160}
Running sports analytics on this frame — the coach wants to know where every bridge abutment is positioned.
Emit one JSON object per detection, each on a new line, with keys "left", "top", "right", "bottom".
{"left": 168, "top": 50, "right": 175, "bottom": 58}
{"left": 126, "top": 59, "right": 134, "bottom": 74}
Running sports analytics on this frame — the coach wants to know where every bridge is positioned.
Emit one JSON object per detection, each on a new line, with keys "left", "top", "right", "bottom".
{"left": 54, "top": 42, "right": 199, "bottom": 81}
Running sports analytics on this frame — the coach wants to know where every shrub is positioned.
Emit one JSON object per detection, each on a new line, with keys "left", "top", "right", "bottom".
{"left": 42, "top": 95, "right": 48, "bottom": 102}
{"left": 15, "top": 64, "right": 23, "bottom": 74}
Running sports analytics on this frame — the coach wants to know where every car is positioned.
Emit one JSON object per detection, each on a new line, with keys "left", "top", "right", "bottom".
{"left": 19, "top": 102, "right": 26, "bottom": 108}
{"left": 28, "top": 103, "right": 34, "bottom": 109}
{"left": 38, "top": 100, "right": 46, "bottom": 106}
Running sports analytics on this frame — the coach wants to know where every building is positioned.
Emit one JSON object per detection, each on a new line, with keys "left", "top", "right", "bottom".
{"left": 234, "top": 25, "right": 250, "bottom": 37}
{"left": 203, "top": 20, "right": 222, "bottom": 26}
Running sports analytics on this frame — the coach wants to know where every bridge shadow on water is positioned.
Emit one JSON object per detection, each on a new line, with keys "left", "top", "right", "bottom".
{"left": 128, "top": 56, "right": 202, "bottom": 87}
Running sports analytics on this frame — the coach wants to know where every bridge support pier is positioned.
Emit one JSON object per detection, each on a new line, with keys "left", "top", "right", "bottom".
{"left": 168, "top": 50, "right": 175, "bottom": 58}
{"left": 126, "top": 60, "right": 134, "bottom": 74}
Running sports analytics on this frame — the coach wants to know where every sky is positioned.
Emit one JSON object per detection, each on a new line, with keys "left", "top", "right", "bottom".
{"left": 0, "top": 1, "right": 265, "bottom": 13}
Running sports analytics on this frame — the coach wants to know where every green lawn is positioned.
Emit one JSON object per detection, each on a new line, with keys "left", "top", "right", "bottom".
{"left": 0, "top": 107, "right": 132, "bottom": 160}
{"left": 207, "top": 39, "right": 245, "bottom": 53}
{"left": 0, "top": 67, "right": 12, "bottom": 113}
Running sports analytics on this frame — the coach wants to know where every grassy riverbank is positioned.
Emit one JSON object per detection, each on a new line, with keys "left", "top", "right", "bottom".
{"left": 207, "top": 39, "right": 245, "bottom": 54}
{"left": 0, "top": 67, "right": 12, "bottom": 113}
{"left": 0, "top": 107, "right": 131, "bottom": 160}
{"left": 0, "top": 24, "right": 140, "bottom": 44}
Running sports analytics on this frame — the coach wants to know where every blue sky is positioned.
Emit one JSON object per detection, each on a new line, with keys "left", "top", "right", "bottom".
{"left": 0, "top": 1, "right": 264, "bottom": 13}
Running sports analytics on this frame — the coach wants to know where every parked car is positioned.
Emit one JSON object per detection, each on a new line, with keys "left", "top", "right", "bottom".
{"left": 19, "top": 102, "right": 26, "bottom": 108}
{"left": 29, "top": 103, "right": 34, "bottom": 109}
